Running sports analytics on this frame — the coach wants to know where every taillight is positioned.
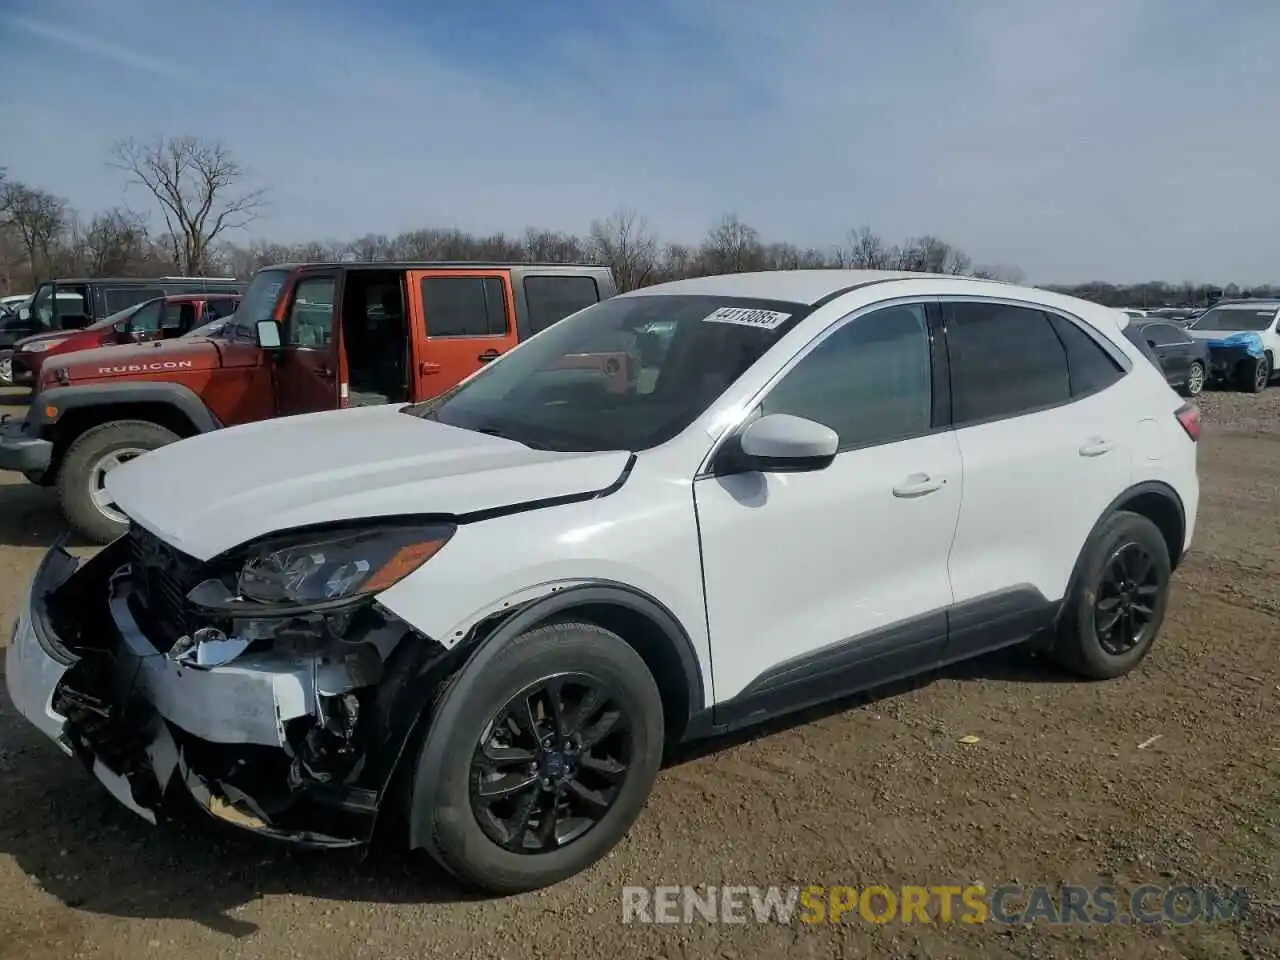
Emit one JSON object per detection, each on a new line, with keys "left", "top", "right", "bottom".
{"left": 1175, "top": 402, "right": 1200, "bottom": 442}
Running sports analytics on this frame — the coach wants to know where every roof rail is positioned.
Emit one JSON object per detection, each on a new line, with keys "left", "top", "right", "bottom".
{"left": 157, "top": 275, "right": 239, "bottom": 281}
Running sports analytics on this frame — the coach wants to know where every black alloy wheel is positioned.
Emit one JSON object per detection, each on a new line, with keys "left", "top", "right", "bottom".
{"left": 1093, "top": 541, "right": 1161, "bottom": 656}
{"left": 471, "top": 673, "right": 632, "bottom": 854}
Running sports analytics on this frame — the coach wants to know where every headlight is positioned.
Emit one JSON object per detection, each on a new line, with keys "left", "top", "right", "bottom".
{"left": 25, "top": 339, "right": 68, "bottom": 353}
{"left": 188, "top": 522, "right": 456, "bottom": 614}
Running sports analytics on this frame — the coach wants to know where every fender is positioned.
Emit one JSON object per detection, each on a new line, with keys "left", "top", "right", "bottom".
{"left": 1055, "top": 480, "right": 1187, "bottom": 630}
{"left": 404, "top": 581, "right": 706, "bottom": 854}
{"left": 27, "top": 381, "right": 222, "bottom": 433}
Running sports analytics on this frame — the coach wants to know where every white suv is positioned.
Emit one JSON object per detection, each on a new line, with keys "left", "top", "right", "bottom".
{"left": 6, "top": 271, "right": 1200, "bottom": 893}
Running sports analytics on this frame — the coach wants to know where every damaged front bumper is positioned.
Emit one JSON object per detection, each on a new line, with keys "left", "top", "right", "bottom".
{"left": 5, "top": 540, "right": 448, "bottom": 849}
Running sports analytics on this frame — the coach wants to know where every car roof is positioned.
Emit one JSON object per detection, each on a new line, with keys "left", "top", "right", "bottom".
{"left": 1207, "top": 300, "right": 1280, "bottom": 309}
{"left": 616, "top": 270, "right": 970, "bottom": 305}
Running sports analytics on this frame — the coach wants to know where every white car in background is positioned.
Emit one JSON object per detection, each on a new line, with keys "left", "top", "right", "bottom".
{"left": 1185, "top": 300, "right": 1280, "bottom": 392}
{"left": 7, "top": 270, "right": 1200, "bottom": 894}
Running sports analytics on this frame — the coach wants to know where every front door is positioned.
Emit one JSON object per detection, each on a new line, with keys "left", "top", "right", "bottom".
{"left": 407, "top": 270, "right": 518, "bottom": 397}
{"left": 275, "top": 273, "right": 340, "bottom": 416}
{"left": 695, "top": 302, "right": 962, "bottom": 715}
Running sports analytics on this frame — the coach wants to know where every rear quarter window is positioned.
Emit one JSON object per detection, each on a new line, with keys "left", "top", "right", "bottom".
{"left": 524, "top": 275, "right": 601, "bottom": 335}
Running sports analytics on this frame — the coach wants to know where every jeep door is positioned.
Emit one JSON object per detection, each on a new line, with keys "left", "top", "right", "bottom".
{"left": 275, "top": 273, "right": 341, "bottom": 416}
{"left": 407, "top": 270, "right": 518, "bottom": 396}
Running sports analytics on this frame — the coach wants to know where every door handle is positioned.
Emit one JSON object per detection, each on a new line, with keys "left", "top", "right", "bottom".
{"left": 316, "top": 365, "right": 335, "bottom": 381}
{"left": 892, "top": 473, "right": 945, "bottom": 498}
{"left": 419, "top": 361, "right": 441, "bottom": 375}
{"left": 1078, "top": 437, "right": 1114, "bottom": 457}
{"left": 477, "top": 349, "right": 502, "bottom": 364}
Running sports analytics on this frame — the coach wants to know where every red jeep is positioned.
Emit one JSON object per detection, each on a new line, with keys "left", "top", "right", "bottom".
{"left": 0, "top": 261, "right": 615, "bottom": 543}
{"left": 8, "top": 293, "right": 242, "bottom": 386}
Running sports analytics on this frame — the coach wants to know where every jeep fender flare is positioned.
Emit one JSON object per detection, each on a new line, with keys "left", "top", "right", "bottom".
{"left": 405, "top": 581, "right": 705, "bottom": 854}
{"left": 29, "top": 381, "right": 222, "bottom": 433}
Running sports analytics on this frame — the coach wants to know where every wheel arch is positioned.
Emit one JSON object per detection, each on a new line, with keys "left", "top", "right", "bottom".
{"left": 1081, "top": 481, "right": 1187, "bottom": 582}
{"left": 33, "top": 382, "right": 219, "bottom": 478}
{"left": 402, "top": 582, "right": 706, "bottom": 853}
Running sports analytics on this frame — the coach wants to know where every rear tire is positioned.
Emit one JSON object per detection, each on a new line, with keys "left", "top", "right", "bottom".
{"left": 412, "top": 620, "right": 664, "bottom": 894}
{"left": 1239, "top": 355, "right": 1269, "bottom": 393}
{"left": 1052, "top": 510, "right": 1172, "bottom": 680}
{"left": 0, "top": 350, "right": 12, "bottom": 386}
{"left": 57, "top": 419, "right": 179, "bottom": 543}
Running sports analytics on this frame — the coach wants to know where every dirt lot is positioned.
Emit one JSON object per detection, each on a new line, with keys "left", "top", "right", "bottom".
{"left": 0, "top": 386, "right": 1276, "bottom": 959}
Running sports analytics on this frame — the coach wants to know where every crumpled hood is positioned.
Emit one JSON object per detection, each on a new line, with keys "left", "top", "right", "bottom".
{"left": 105, "top": 404, "right": 632, "bottom": 560}
{"left": 1189, "top": 329, "right": 1266, "bottom": 357}
{"left": 57, "top": 338, "right": 221, "bottom": 381}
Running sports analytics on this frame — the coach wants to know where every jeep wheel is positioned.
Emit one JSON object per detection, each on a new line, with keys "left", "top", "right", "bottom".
{"left": 0, "top": 350, "right": 12, "bottom": 386}
{"left": 58, "top": 420, "right": 180, "bottom": 543}
{"left": 412, "top": 620, "right": 664, "bottom": 894}
{"left": 1052, "top": 510, "right": 1172, "bottom": 680}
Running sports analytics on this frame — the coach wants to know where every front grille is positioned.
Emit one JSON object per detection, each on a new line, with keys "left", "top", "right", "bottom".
{"left": 127, "top": 523, "right": 203, "bottom": 648}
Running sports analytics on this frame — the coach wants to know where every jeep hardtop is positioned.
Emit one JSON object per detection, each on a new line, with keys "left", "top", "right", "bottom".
{"left": 0, "top": 261, "right": 616, "bottom": 543}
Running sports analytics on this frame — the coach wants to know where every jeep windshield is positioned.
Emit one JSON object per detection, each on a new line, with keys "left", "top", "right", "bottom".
{"left": 225, "top": 269, "right": 291, "bottom": 340}
{"left": 403, "top": 294, "right": 807, "bottom": 452}
{"left": 1191, "top": 305, "right": 1278, "bottom": 332}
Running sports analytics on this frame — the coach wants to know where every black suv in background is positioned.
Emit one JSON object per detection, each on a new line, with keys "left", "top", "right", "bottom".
{"left": 0, "top": 276, "right": 245, "bottom": 384}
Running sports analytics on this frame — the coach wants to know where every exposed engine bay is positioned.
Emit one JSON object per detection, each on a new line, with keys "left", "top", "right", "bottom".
{"left": 40, "top": 527, "right": 459, "bottom": 847}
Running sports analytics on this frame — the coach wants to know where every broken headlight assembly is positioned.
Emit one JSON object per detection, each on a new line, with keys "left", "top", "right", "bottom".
{"left": 186, "top": 521, "right": 457, "bottom": 618}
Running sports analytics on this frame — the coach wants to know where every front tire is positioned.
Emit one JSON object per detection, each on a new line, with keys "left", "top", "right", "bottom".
{"left": 57, "top": 419, "right": 179, "bottom": 543}
{"left": 0, "top": 350, "right": 12, "bottom": 386}
{"left": 1052, "top": 510, "right": 1172, "bottom": 680}
{"left": 413, "top": 620, "right": 664, "bottom": 894}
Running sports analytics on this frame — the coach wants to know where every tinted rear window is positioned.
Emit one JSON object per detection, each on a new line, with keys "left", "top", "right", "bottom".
{"left": 524, "top": 275, "right": 601, "bottom": 335}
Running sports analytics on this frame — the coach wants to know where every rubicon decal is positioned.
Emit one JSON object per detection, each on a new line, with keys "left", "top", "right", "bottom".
{"left": 97, "top": 360, "right": 196, "bottom": 374}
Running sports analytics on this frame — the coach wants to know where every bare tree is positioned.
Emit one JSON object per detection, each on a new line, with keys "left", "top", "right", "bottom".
{"left": 587, "top": 208, "right": 658, "bottom": 292}
{"left": 700, "top": 214, "right": 764, "bottom": 275}
{"left": 840, "top": 226, "right": 894, "bottom": 269}
{"left": 81, "top": 207, "right": 154, "bottom": 275}
{"left": 523, "top": 227, "right": 587, "bottom": 264}
{"left": 110, "top": 136, "right": 265, "bottom": 275}
{"left": 0, "top": 181, "right": 69, "bottom": 284}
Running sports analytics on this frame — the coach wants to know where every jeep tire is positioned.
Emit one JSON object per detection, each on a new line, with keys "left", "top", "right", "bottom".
{"left": 413, "top": 620, "right": 665, "bottom": 894}
{"left": 58, "top": 419, "right": 180, "bottom": 543}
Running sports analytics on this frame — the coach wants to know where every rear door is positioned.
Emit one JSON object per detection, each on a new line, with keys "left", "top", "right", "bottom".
{"left": 408, "top": 270, "right": 517, "bottom": 396}
{"left": 1143, "top": 323, "right": 1191, "bottom": 384}
{"left": 275, "top": 273, "right": 341, "bottom": 416}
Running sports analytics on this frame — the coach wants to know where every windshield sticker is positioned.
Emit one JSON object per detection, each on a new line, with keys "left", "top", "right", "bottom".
{"left": 701, "top": 307, "right": 792, "bottom": 330}
{"left": 266, "top": 282, "right": 283, "bottom": 300}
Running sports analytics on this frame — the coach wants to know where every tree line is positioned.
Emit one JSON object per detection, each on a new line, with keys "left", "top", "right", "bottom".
{"left": 1, "top": 136, "right": 1274, "bottom": 308}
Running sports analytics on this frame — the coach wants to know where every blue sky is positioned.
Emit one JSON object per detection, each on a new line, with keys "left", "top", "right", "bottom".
{"left": 1, "top": 0, "right": 1277, "bottom": 284}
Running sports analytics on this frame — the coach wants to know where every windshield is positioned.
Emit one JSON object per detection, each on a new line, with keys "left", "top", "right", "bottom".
{"left": 188, "top": 314, "right": 232, "bottom": 338}
{"left": 88, "top": 301, "right": 145, "bottom": 331}
{"left": 404, "top": 294, "right": 808, "bottom": 452}
{"left": 226, "top": 269, "right": 290, "bottom": 340}
{"left": 1191, "top": 305, "right": 1278, "bottom": 332}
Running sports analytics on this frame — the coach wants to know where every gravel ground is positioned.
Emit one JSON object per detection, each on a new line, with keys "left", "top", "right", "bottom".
{"left": 0, "top": 385, "right": 1277, "bottom": 959}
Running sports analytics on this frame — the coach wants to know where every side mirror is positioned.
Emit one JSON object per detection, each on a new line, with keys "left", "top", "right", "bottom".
{"left": 720, "top": 413, "right": 839, "bottom": 475}
{"left": 255, "top": 319, "right": 282, "bottom": 349}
